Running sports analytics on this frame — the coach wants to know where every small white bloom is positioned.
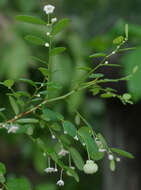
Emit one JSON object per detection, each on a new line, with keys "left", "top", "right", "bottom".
{"left": 58, "top": 148, "right": 69, "bottom": 156}
{"left": 52, "top": 134, "right": 56, "bottom": 139}
{"left": 83, "top": 160, "right": 98, "bottom": 174}
{"left": 51, "top": 17, "right": 57, "bottom": 23}
{"left": 45, "top": 42, "right": 49, "bottom": 47}
{"left": 112, "top": 51, "right": 116, "bottom": 55}
{"left": 43, "top": 152, "right": 46, "bottom": 157}
{"left": 44, "top": 167, "right": 54, "bottom": 173}
{"left": 64, "top": 131, "right": 67, "bottom": 134}
{"left": 99, "top": 148, "right": 106, "bottom": 152}
{"left": 54, "top": 168, "right": 58, "bottom": 172}
{"left": 105, "top": 61, "right": 109, "bottom": 64}
{"left": 74, "top": 135, "right": 79, "bottom": 141}
{"left": 116, "top": 157, "right": 121, "bottom": 162}
{"left": 46, "top": 32, "right": 50, "bottom": 36}
{"left": 43, "top": 5, "right": 55, "bottom": 14}
{"left": 8, "top": 125, "right": 19, "bottom": 133}
{"left": 82, "top": 143, "right": 86, "bottom": 146}
{"left": 56, "top": 179, "right": 64, "bottom": 186}
{"left": 41, "top": 83, "right": 44, "bottom": 87}
{"left": 108, "top": 154, "right": 114, "bottom": 160}
{"left": 36, "top": 94, "right": 40, "bottom": 97}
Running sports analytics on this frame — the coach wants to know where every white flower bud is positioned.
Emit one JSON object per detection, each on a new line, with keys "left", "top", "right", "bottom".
{"left": 46, "top": 32, "right": 50, "bottom": 36}
{"left": 116, "top": 157, "right": 121, "bottom": 162}
{"left": 108, "top": 154, "right": 114, "bottom": 160}
{"left": 51, "top": 17, "right": 57, "bottom": 23}
{"left": 45, "top": 42, "right": 49, "bottom": 47}
{"left": 74, "top": 135, "right": 79, "bottom": 141}
{"left": 83, "top": 160, "right": 98, "bottom": 174}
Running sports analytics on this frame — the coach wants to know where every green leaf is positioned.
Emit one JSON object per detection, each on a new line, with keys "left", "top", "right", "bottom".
{"left": 125, "top": 24, "right": 128, "bottom": 39}
{"left": 89, "top": 53, "right": 106, "bottom": 58}
{"left": 38, "top": 67, "right": 49, "bottom": 76}
{"left": 78, "top": 127, "right": 98, "bottom": 159}
{"left": 110, "top": 160, "right": 116, "bottom": 171}
{"left": 51, "top": 18, "right": 70, "bottom": 36}
{"left": 0, "top": 172, "right": 5, "bottom": 183}
{"left": 42, "top": 108, "right": 57, "bottom": 121}
{"left": 31, "top": 56, "right": 47, "bottom": 65}
{"left": 63, "top": 121, "right": 77, "bottom": 137}
{"left": 100, "top": 92, "right": 115, "bottom": 98}
{"left": 75, "top": 114, "right": 80, "bottom": 126}
{"left": 50, "top": 47, "right": 66, "bottom": 56}
{"left": 69, "top": 147, "right": 84, "bottom": 171}
{"left": 16, "top": 118, "right": 39, "bottom": 124}
{"left": 111, "top": 148, "right": 134, "bottom": 159}
{"left": 0, "top": 108, "right": 6, "bottom": 112}
{"left": 15, "top": 15, "right": 46, "bottom": 25}
{"left": 64, "top": 166, "right": 79, "bottom": 182}
{"left": 50, "top": 123, "right": 61, "bottom": 132}
{"left": 9, "top": 96, "right": 19, "bottom": 115}
{"left": 121, "top": 47, "right": 141, "bottom": 102}
{"left": 113, "top": 36, "right": 124, "bottom": 44}
{"left": 89, "top": 73, "right": 104, "bottom": 79}
{"left": 19, "top": 78, "right": 37, "bottom": 87}
{"left": 103, "top": 64, "right": 121, "bottom": 67}
{"left": 59, "top": 135, "right": 71, "bottom": 146}
{"left": 35, "top": 183, "right": 56, "bottom": 190}
{"left": 0, "top": 162, "right": 6, "bottom": 174}
{"left": 24, "top": 35, "right": 46, "bottom": 46}
{"left": 77, "top": 66, "right": 91, "bottom": 71}
{"left": 6, "top": 177, "right": 31, "bottom": 190}
{"left": 3, "top": 79, "right": 14, "bottom": 89}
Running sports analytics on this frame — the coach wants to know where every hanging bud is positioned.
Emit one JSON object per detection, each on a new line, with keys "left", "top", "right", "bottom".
{"left": 83, "top": 160, "right": 98, "bottom": 174}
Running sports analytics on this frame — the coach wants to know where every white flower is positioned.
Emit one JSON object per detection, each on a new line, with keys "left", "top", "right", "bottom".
{"left": 43, "top": 152, "right": 46, "bottom": 157}
{"left": 112, "top": 51, "right": 116, "bottom": 55}
{"left": 58, "top": 148, "right": 69, "bottom": 156}
{"left": 116, "top": 157, "right": 121, "bottom": 162}
{"left": 108, "top": 154, "right": 114, "bottom": 160}
{"left": 99, "top": 148, "right": 106, "bottom": 152}
{"left": 64, "top": 131, "right": 67, "bottom": 134}
{"left": 43, "top": 5, "right": 55, "bottom": 14}
{"left": 52, "top": 135, "right": 56, "bottom": 139}
{"left": 8, "top": 125, "right": 19, "bottom": 133}
{"left": 54, "top": 168, "right": 58, "bottom": 172}
{"left": 83, "top": 160, "right": 98, "bottom": 174}
{"left": 51, "top": 17, "right": 57, "bottom": 23}
{"left": 74, "top": 135, "right": 79, "bottom": 141}
{"left": 46, "top": 32, "right": 50, "bottom": 36}
{"left": 44, "top": 167, "right": 54, "bottom": 173}
{"left": 82, "top": 143, "right": 86, "bottom": 146}
{"left": 105, "top": 61, "right": 109, "bottom": 64}
{"left": 45, "top": 42, "right": 49, "bottom": 47}
{"left": 56, "top": 179, "right": 64, "bottom": 186}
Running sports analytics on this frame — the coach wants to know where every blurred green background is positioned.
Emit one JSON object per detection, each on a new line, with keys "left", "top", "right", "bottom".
{"left": 0, "top": 0, "right": 141, "bottom": 190}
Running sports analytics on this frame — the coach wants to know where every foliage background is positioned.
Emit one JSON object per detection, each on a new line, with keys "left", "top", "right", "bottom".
{"left": 0, "top": 0, "right": 141, "bottom": 189}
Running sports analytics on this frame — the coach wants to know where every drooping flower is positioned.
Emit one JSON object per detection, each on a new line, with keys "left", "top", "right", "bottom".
{"left": 44, "top": 167, "right": 54, "bottom": 173}
{"left": 8, "top": 125, "right": 19, "bottom": 133}
{"left": 74, "top": 135, "right": 79, "bottom": 141}
{"left": 51, "top": 17, "right": 57, "bottom": 23}
{"left": 45, "top": 42, "right": 49, "bottom": 47}
{"left": 83, "top": 160, "right": 98, "bottom": 174}
{"left": 58, "top": 148, "right": 69, "bottom": 156}
{"left": 56, "top": 179, "right": 64, "bottom": 186}
{"left": 99, "top": 148, "right": 106, "bottom": 152}
{"left": 108, "top": 154, "right": 114, "bottom": 160}
{"left": 46, "top": 32, "right": 50, "bottom": 36}
{"left": 116, "top": 157, "right": 121, "bottom": 162}
{"left": 43, "top": 5, "right": 55, "bottom": 14}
